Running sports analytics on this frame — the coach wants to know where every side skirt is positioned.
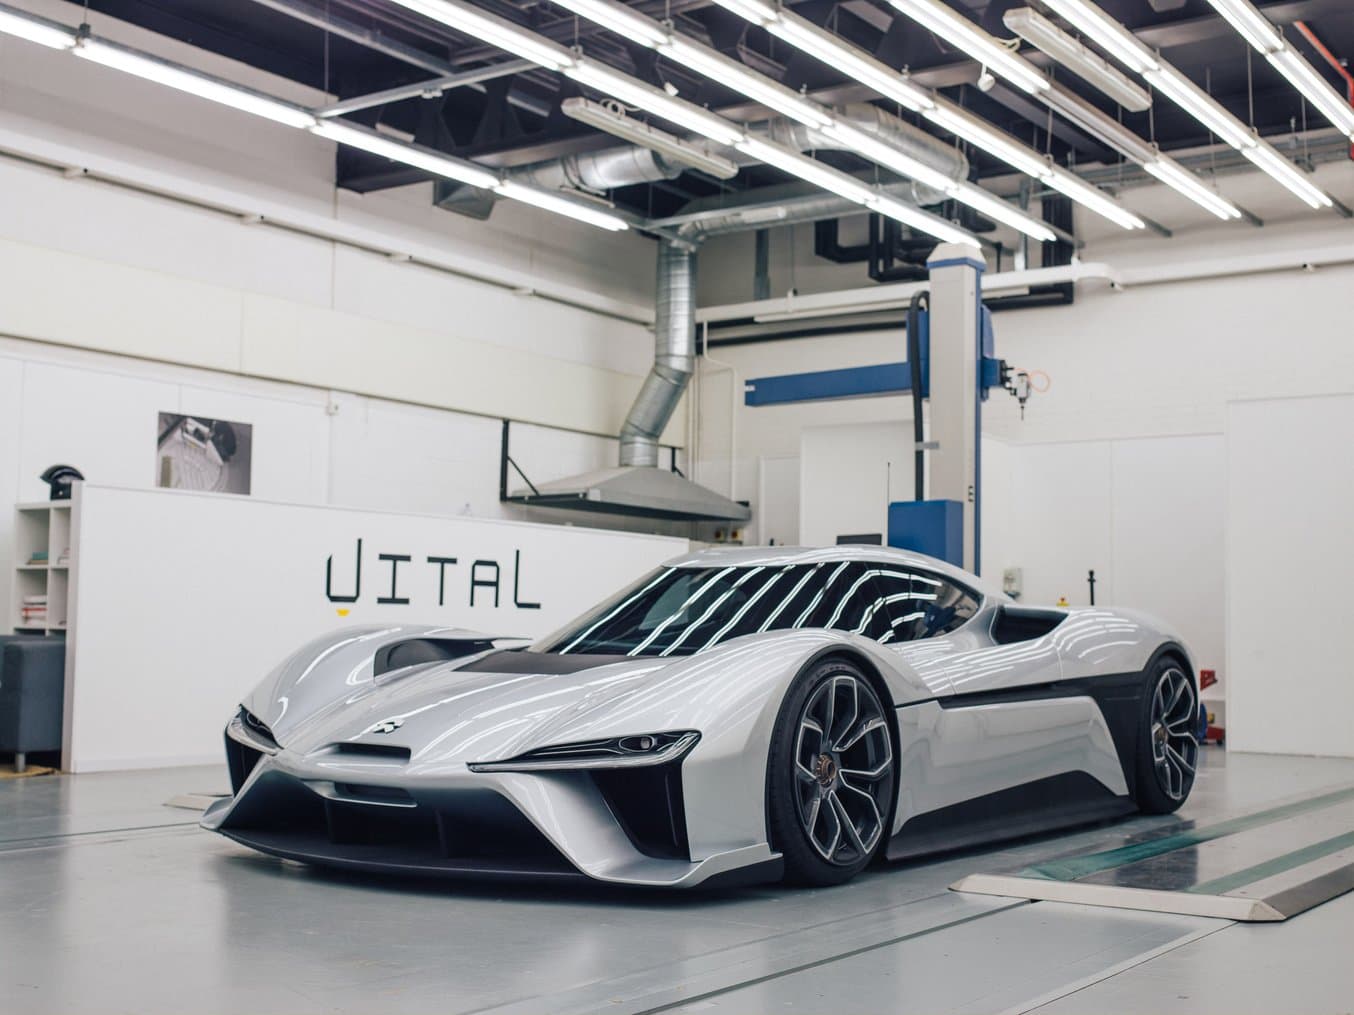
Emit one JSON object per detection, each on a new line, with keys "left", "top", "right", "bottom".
{"left": 886, "top": 772, "right": 1137, "bottom": 863}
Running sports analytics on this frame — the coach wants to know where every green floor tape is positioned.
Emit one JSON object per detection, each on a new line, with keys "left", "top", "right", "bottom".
{"left": 1022, "top": 784, "right": 1354, "bottom": 883}
{"left": 1186, "top": 829, "right": 1354, "bottom": 896}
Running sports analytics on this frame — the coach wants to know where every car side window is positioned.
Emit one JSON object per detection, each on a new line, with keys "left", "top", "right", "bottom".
{"left": 910, "top": 569, "right": 981, "bottom": 638}
{"left": 871, "top": 566, "right": 931, "bottom": 643}
{"left": 773, "top": 561, "right": 891, "bottom": 641}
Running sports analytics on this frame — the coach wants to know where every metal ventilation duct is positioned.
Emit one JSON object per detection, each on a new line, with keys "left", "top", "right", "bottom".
{"left": 512, "top": 241, "right": 750, "bottom": 523}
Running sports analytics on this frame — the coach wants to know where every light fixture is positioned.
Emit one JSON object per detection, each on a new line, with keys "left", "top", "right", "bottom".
{"left": 1043, "top": 170, "right": 1156, "bottom": 229}
{"left": 710, "top": 0, "right": 1143, "bottom": 231}
{"left": 1142, "top": 64, "right": 1254, "bottom": 150}
{"left": 1039, "top": 0, "right": 1157, "bottom": 75}
{"left": 662, "top": 36, "right": 834, "bottom": 129}
{"left": 0, "top": 3, "right": 75, "bottom": 48}
{"left": 385, "top": 0, "right": 571, "bottom": 70}
{"left": 1141, "top": 160, "right": 1242, "bottom": 220}
{"left": 553, "top": 0, "right": 1055, "bottom": 239}
{"left": 493, "top": 181, "right": 630, "bottom": 230}
{"left": 868, "top": 194, "right": 981, "bottom": 248}
{"left": 560, "top": 97, "right": 740, "bottom": 179}
{"left": 885, "top": 0, "right": 1049, "bottom": 95}
{"left": 74, "top": 38, "right": 318, "bottom": 128}
{"left": 922, "top": 103, "right": 1052, "bottom": 179}
{"left": 761, "top": 11, "right": 931, "bottom": 113}
{"left": 310, "top": 120, "right": 500, "bottom": 189}
{"left": 1204, "top": 0, "right": 1354, "bottom": 140}
{"left": 1240, "top": 143, "right": 1330, "bottom": 209}
{"left": 1041, "top": 0, "right": 1333, "bottom": 210}
{"left": 1003, "top": 7, "right": 1151, "bottom": 112}
{"left": 563, "top": 59, "right": 745, "bottom": 146}
{"left": 1203, "top": 0, "right": 1283, "bottom": 52}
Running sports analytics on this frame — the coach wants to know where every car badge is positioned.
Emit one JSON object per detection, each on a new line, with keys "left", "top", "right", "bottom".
{"left": 371, "top": 718, "right": 404, "bottom": 734}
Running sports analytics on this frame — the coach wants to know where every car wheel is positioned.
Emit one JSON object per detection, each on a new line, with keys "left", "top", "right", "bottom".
{"left": 767, "top": 658, "right": 896, "bottom": 886}
{"left": 1134, "top": 658, "right": 1199, "bottom": 814}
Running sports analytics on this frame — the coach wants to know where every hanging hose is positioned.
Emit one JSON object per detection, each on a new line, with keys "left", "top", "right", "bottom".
{"left": 906, "top": 291, "right": 928, "bottom": 502}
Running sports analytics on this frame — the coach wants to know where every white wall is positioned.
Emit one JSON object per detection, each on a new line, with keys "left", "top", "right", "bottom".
{"left": 0, "top": 337, "right": 691, "bottom": 632}
{"left": 1226, "top": 395, "right": 1354, "bottom": 758}
{"left": 66, "top": 484, "right": 688, "bottom": 771}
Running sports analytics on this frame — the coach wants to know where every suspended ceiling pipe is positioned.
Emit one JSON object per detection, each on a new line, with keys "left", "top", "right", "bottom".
{"left": 315, "top": 60, "right": 534, "bottom": 118}
{"left": 243, "top": 0, "right": 550, "bottom": 118}
{"left": 1294, "top": 21, "right": 1354, "bottom": 161}
{"left": 619, "top": 242, "right": 697, "bottom": 468}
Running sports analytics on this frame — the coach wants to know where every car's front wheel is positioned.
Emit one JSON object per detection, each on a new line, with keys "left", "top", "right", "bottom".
{"left": 1134, "top": 658, "right": 1199, "bottom": 814}
{"left": 767, "top": 658, "right": 896, "bottom": 886}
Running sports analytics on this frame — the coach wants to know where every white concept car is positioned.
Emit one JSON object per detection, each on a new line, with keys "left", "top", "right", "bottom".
{"left": 203, "top": 546, "right": 1199, "bottom": 889}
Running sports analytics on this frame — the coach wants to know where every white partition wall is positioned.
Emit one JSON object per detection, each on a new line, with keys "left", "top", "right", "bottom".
{"left": 1226, "top": 395, "right": 1354, "bottom": 757}
{"left": 64, "top": 485, "right": 688, "bottom": 772}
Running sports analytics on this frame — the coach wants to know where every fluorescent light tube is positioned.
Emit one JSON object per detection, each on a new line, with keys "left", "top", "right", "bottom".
{"left": 75, "top": 40, "right": 317, "bottom": 128}
{"left": 819, "top": 122, "right": 956, "bottom": 193}
{"left": 560, "top": 97, "right": 739, "bottom": 178}
{"left": 950, "top": 184, "right": 1058, "bottom": 241}
{"left": 548, "top": 0, "right": 669, "bottom": 46}
{"left": 1039, "top": 0, "right": 1157, "bottom": 74}
{"left": 1142, "top": 65, "right": 1255, "bottom": 150}
{"left": 708, "top": 0, "right": 778, "bottom": 26}
{"left": 311, "top": 121, "right": 501, "bottom": 190}
{"left": 662, "top": 37, "right": 834, "bottom": 129}
{"left": 734, "top": 136, "right": 875, "bottom": 204}
{"left": 1042, "top": 171, "right": 1148, "bottom": 229}
{"left": 765, "top": 13, "right": 932, "bottom": 113}
{"left": 0, "top": 5, "right": 75, "bottom": 48}
{"left": 494, "top": 181, "right": 630, "bottom": 230}
{"left": 385, "top": 0, "right": 571, "bottom": 70}
{"left": 1203, "top": 0, "right": 1283, "bottom": 52}
{"left": 886, "top": 0, "right": 1049, "bottom": 95}
{"left": 868, "top": 194, "right": 981, "bottom": 248}
{"left": 922, "top": 104, "right": 1053, "bottom": 180}
{"left": 563, "top": 60, "right": 746, "bottom": 146}
{"left": 1003, "top": 7, "right": 1151, "bottom": 112}
{"left": 1241, "top": 144, "right": 1332, "bottom": 208}
{"left": 1141, "top": 160, "right": 1243, "bottom": 220}
{"left": 1266, "top": 48, "right": 1354, "bottom": 137}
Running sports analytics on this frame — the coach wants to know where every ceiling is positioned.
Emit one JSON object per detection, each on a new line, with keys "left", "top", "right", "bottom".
{"left": 73, "top": 0, "right": 1354, "bottom": 226}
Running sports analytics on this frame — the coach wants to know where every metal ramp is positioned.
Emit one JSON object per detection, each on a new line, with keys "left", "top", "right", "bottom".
{"left": 953, "top": 784, "right": 1354, "bottom": 922}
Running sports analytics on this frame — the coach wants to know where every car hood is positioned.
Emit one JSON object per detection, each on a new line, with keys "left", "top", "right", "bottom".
{"left": 274, "top": 650, "right": 676, "bottom": 767}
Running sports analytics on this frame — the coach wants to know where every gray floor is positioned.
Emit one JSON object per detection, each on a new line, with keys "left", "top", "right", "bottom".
{"left": 2, "top": 750, "right": 1352, "bottom": 1014}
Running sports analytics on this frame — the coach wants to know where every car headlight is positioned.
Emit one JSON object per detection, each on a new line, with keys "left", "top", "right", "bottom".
{"left": 227, "top": 706, "right": 280, "bottom": 755}
{"left": 467, "top": 730, "right": 699, "bottom": 772}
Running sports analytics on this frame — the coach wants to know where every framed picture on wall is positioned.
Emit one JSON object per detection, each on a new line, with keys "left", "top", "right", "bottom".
{"left": 156, "top": 413, "right": 253, "bottom": 495}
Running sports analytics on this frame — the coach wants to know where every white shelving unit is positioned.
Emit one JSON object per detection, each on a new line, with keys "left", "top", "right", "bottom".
{"left": 11, "top": 499, "right": 73, "bottom": 636}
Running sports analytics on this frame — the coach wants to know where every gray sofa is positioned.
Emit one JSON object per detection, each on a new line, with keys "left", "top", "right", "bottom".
{"left": 0, "top": 635, "right": 66, "bottom": 772}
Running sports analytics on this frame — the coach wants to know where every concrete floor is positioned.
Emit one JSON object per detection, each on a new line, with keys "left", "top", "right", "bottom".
{"left": 2, "top": 749, "right": 1352, "bottom": 1014}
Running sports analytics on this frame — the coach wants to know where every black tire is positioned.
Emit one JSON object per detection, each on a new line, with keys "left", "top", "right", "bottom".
{"left": 766, "top": 657, "right": 896, "bottom": 886}
{"left": 1133, "top": 656, "right": 1199, "bottom": 815}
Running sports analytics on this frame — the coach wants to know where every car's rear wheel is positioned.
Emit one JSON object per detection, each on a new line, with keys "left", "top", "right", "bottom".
{"left": 767, "top": 658, "right": 896, "bottom": 886}
{"left": 1134, "top": 659, "right": 1199, "bottom": 814}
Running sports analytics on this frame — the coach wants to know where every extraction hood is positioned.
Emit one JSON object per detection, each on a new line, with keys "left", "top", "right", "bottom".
{"left": 506, "top": 240, "right": 749, "bottom": 525}
{"left": 512, "top": 465, "right": 750, "bottom": 522}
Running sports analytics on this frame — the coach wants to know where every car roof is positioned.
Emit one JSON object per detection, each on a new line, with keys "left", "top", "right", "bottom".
{"left": 663, "top": 545, "right": 1007, "bottom": 600}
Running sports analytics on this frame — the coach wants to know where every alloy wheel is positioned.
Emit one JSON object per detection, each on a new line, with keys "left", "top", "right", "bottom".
{"left": 1150, "top": 666, "right": 1199, "bottom": 801}
{"left": 792, "top": 674, "right": 894, "bottom": 866}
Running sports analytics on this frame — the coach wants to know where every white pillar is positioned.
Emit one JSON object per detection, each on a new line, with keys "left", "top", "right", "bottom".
{"left": 925, "top": 243, "right": 984, "bottom": 572}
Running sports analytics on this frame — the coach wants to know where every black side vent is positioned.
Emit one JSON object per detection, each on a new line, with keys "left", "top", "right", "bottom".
{"left": 592, "top": 762, "right": 690, "bottom": 861}
{"left": 991, "top": 607, "right": 1067, "bottom": 645}
{"left": 225, "top": 733, "right": 261, "bottom": 795}
{"left": 373, "top": 638, "right": 496, "bottom": 676}
{"left": 325, "top": 742, "right": 412, "bottom": 762}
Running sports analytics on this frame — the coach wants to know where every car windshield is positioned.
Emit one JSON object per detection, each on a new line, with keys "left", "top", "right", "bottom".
{"left": 541, "top": 562, "right": 888, "bottom": 657}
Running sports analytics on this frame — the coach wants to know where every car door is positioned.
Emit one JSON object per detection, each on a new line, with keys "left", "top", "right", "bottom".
{"left": 878, "top": 570, "right": 1126, "bottom": 845}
